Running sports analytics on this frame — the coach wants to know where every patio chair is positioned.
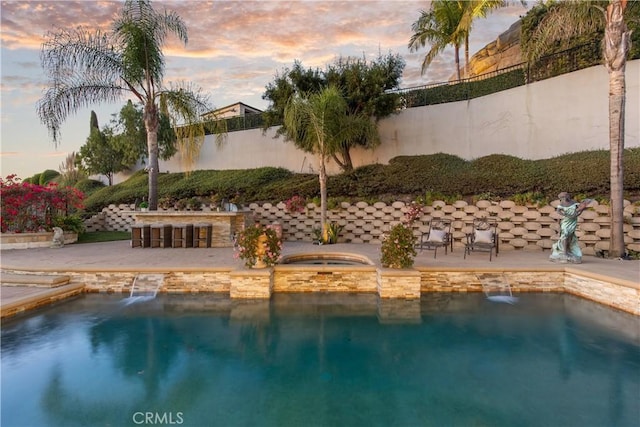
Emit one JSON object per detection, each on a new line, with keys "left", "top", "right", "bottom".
{"left": 464, "top": 218, "right": 499, "bottom": 261}
{"left": 418, "top": 218, "right": 452, "bottom": 258}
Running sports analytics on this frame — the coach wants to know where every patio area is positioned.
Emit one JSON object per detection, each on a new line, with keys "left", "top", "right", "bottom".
{"left": 1, "top": 240, "right": 638, "bottom": 281}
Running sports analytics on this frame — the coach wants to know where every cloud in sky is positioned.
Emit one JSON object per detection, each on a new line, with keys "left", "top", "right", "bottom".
{"left": 0, "top": 0, "right": 529, "bottom": 179}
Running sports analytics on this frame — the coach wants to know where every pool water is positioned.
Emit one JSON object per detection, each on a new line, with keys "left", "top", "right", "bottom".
{"left": 1, "top": 293, "right": 639, "bottom": 427}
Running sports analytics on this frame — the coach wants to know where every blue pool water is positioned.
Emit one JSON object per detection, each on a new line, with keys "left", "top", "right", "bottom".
{"left": 1, "top": 293, "right": 639, "bottom": 427}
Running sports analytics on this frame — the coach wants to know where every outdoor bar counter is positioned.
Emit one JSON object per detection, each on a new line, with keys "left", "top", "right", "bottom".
{"left": 134, "top": 211, "right": 250, "bottom": 247}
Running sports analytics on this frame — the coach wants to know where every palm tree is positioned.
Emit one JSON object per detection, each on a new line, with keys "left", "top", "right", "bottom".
{"left": 37, "top": 0, "right": 218, "bottom": 210}
{"left": 523, "top": 0, "right": 632, "bottom": 258}
{"left": 456, "top": 1, "right": 511, "bottom": 76}
{"left": 409, "top": 0, "right": 466, "bottom": 80}
{"left": 283, "top": 86, "right": 366, "bottom": 235}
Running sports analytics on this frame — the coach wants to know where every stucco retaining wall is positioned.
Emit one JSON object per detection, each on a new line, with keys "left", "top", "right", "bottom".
{"left": 111, "top": 60, "right": 639, "bottom": 183}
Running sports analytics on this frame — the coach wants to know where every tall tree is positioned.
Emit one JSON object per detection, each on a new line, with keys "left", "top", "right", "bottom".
{"left": 37, "top": 0, "right": 218, "bottom": 210}
{"left": 109, "top": 100, "right": 177, "bottom": 167}
{"left": 263, "top": 53, "right": 404, "bottom": 171}
{"left": 523, "top": 0, "right": 633, "bottom": 258}
{"left": 283, "top": 86, "right": 364, "bottom": 233}
{"left": 80, "top": 111, "right": 127, "bottom": 185}
{"left": 409, "top": 0, "right": 466, "bottom": 79}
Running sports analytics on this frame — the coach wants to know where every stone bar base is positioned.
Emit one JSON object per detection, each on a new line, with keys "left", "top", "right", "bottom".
{"left": 377, "top": 269, "right": 421, "bottom": 299}
{"left": 229, "top": 268, "right": 273, "bottom": 299}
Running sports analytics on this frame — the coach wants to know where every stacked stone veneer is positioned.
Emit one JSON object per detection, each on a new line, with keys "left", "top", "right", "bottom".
{"left": 3, "top": 268, "right": 637, "bottom": 315}
{"left": 87, "top": 200, "right": 640, "bottom": 254}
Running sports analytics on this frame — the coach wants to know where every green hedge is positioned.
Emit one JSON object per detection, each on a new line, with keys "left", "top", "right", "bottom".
{"left": 403, "top": 68, "right": 526, "bottom": 108}
{"left": 83, "top": 149, "right": 640, "bottom": 212}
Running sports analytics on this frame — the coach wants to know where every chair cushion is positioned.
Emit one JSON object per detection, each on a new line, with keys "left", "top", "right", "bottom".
{"left": 428, "top": 229, "right": 447, "bottom": 243}
{"left": 474, "top": 229, "right": 494, "bottom": 244}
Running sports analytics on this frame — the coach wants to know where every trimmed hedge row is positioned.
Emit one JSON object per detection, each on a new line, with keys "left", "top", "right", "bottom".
{"left": 83, "top": 149, "right": 640, "bottom": 213}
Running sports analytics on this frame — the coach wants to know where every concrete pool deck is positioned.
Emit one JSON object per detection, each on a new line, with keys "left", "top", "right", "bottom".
{"left": 1, "top": 240, "right": 638, "bottom": 316}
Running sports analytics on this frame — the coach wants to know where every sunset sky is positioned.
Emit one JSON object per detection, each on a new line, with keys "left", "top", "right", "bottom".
{"left": 0, "top": 0, "right": 529, "bottom": 180}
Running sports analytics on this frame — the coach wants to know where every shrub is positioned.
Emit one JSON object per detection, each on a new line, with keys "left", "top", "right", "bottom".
{"left": 284, "top": 195, "right": 306, "bottom": 213}
{"left": 80, "top": 149, "right": 640, "bottom": 213}
{"left": 466, "top": 155, "right": 543, "bottom": 197}
{"left": 52, "top": 214, "right": 85, "bottom": 234}
{"left": 75, "top": 179, "right": 105, "bottom": 195}
{"left": 380, "top": 223, "right": 417, "bottom": 268}
{"left": 30, "top": 173, "right": 41, "bottom": 186}
{"left": 1, "top": 175, "right": 84, "bottom": 233}
{"left": 39, "top": 169, "right": 60, "bottom": 185}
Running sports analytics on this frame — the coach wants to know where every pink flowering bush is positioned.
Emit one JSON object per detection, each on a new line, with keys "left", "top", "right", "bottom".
{"left": 0, "top": 174, "right": 84, "bottom": 233}
{"left": 234, "top": 223, "right": 283, "bottom": 268}
{"left": 380, "top": 201, "right": 422, "bottom": 268}
{"left": 284, "top": 195, "right": 306, "bottom": 213}
{"left": 404, "top": 201, "right": 424, "bottom": 224}
{"left": 380, "top": 223, "right": 417, "bottom": 268}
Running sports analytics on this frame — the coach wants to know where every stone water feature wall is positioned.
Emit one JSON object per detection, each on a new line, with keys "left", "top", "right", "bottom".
{"left": 85, "top": 199, "right": 640, "bottom": 254}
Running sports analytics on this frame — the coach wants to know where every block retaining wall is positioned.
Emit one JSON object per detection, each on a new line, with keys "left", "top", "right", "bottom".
{"left": 86, "top": 200, "right": 640, "bottom": 254}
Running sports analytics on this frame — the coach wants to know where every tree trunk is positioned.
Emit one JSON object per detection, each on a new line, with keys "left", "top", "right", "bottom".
{"left": 604, "top": 0, "right": 630, "bottom": 258}
{"left": 319, "top": 155, "right": 328, "bottom": 237}
{"left": 454, "top": 44, "right": 461, "bottom": 81}
{"left": 144, "top": 103, "right": 160, "bottom": 211}
{"left": 464, "top": 33, "right": 470, "bottom": 78}
{"left": 339, "top": 144, "right": 353, "bottom": 171}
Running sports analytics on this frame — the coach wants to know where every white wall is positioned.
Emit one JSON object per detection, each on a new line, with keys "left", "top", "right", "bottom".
{"left": 125, "top": 60, "right": 638, "bottom": 181}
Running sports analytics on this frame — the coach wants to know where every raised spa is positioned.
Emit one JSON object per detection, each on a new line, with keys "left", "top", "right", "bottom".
{"left": 279, "top": 253, "right": 373, "bottom": 266}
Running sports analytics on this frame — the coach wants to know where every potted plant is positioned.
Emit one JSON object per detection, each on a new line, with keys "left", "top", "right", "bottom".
{"left": 175, "top": 198, "right": 188, "bottom": 211}
{"left": 158, "top": 196, "right": 173, "bottom": 210}
{"left": 187, "top": 197, "right": 202, "bottom": 211}
{"left": 210, "top": 194, "right": 221, "bottom": 211}
{"left": 380, "top": 223, "right": 417, "bottom": 268}
{"left": 234, "top": 223, "right": 283, "bottom": 268}
{"left": 139, "top": 201, "right": 149, "bottom": 212}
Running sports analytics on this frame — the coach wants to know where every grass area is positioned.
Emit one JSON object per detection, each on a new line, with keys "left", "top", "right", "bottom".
{"left": 77, "top": 231, "right": 131, "bottom": 244}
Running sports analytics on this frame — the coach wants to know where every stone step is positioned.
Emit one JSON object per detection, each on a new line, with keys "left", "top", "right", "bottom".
{"left": 0, "top": 273, "right": 71, "bottom": 288}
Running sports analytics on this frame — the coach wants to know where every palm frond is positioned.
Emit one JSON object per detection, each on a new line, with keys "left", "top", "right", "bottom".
{"left": 161, "top": 82, "right": 216, "bottom": 171}
{"left": 525, "top": 0, "right": 606, "bottom": 62}
{"left": 408, "top": 0, "right": 465, "bottom": 75}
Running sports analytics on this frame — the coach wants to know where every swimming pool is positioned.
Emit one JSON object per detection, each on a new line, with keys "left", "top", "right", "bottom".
{"left": 2, "top": 292, "right": 638, "bottom": 426}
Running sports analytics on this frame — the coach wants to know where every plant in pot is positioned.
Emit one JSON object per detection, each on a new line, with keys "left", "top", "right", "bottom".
{"left": 380, "top": 223, "right": 417, "bottom": 268}
{"left": 175, "top": 198, "right": 188, "bottom": 211}
{"left": 139, "top": 201, "right": 149, "bottom": 212}
{"left": 210, "top": 194, "right": 221, "bottom": 211}
{"left": 158, "top": 196, "right": 174, "bottom": 210}
{"left": 234, "top": 223, "right": 282, "bottom": 268}
{"left": 187, "top": 197, "right": 202, "bottom": 211}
